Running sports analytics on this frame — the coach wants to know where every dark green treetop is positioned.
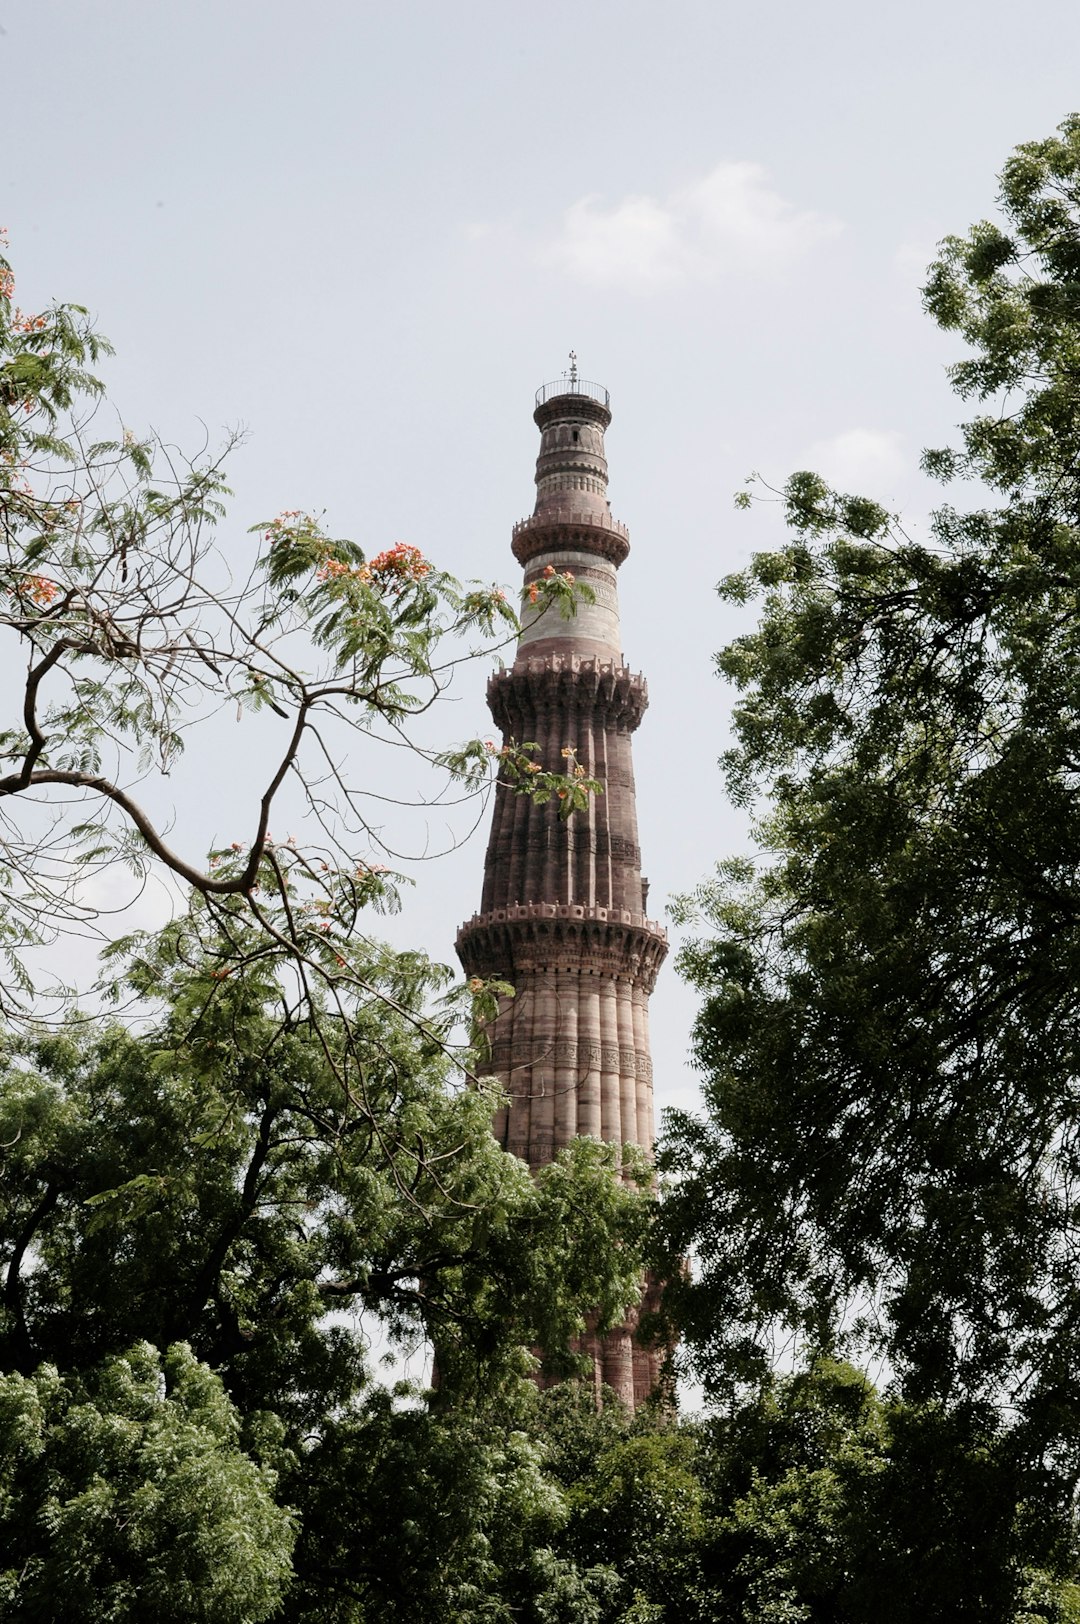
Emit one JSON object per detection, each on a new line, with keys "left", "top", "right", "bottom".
{"left": 659, "top": 113, "right": 1080, "bottom": 1485}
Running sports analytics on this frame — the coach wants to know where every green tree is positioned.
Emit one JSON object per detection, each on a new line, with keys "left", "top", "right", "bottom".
{"left": 536, "top": 1386, "right": 704, "bottom": 1622}
{"left": 0, "top": 1343, "right": 294, "bottom": 1623}
{"left": 0, "top": 238, "right": 652, "bottom": 1620}
{"left": 475, "top": 1365, "right": 1080, "bottom": 1624}
{"left": 0, "top": 922, "right": 652, "bottom": 1618}
{"left": 0, "top": 228, "right": 595, "bottom": 1035}
{"left": 694, "top": 1360, "right": 1079, "bottom": 1624}
{"left": 659, "top": 114, "right": 1080, "bottom": 1608}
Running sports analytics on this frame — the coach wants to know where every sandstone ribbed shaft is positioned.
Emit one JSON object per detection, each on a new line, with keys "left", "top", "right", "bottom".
{"left": 457, "top": 379, "right": 667, "bottom": 1409}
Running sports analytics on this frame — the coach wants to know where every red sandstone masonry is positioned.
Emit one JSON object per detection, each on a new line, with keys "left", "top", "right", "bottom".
{"left": 457, "top": 381, "right": 669, "bottom": 1410}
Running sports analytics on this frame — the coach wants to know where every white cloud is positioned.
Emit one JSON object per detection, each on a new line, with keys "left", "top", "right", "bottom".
{"left": 72, "top": 861, "right": 184, "bottom": 933}
{"left": 799, "top": 428, "right": 907, "bottom": 493}
{"left": 20, "top": 859, "right": 185, "bottom": 1009}
{"left": 545, "top": 162, "right": 842, "bottom": 291}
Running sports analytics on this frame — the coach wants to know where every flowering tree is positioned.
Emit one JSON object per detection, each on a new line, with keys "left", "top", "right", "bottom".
{"left": 0, "top": 241, "right": 660, "bottom": 1621}
{"left": 0, "top": 234, "right": 595, "bottom": 1046}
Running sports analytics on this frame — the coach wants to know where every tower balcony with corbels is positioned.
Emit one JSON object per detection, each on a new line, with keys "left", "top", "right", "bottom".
{"left": 511, "top": 510, "right": 631, "bottom": 569}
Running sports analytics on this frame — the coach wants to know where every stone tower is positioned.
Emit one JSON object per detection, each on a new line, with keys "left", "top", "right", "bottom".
{"left": 456, "top": 371, "right": 668, "bottom": 1408}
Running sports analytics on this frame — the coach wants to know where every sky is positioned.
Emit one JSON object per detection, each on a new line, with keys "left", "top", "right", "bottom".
{"left": 4, "top": 0, "right": 1080, "bottom": 1122}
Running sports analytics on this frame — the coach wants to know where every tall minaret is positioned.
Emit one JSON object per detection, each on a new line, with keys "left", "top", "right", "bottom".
{"left": 457, "top": 368, "right": 668, "bottom": 1408}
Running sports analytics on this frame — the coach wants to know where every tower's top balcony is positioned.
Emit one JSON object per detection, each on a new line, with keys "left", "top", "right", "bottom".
{"left": 534, "top": 376, "right": 610, "bottom": 410}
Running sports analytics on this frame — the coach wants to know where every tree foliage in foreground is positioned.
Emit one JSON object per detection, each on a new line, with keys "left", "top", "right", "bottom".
{"left": 0, "top": 1344, "right": 293, "bottom": 1622}
{"left": 0, "top": 225, "right": 595, "bottom": 1050}
{"left": 657, "top": 111, "right": 1080, "bottom": 1602}
{"left": 22, "top": 933, "right": 1058, "bottom": 1620}
{"left": 293, "top": 1359, "right": 1075, "bottom": 1624}
{"left": 0, "top": 240, "right": 655, "bottom": 1619}
{"left": 0, "top": 914, "right": 654, "bottom": 1619}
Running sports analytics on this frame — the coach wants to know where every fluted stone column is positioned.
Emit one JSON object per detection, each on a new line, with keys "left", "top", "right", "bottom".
{"left": 457, "top": 375, "right": 667, "bottom": 1410}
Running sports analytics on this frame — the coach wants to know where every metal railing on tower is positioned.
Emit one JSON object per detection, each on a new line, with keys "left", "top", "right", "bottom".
{"left": 534, "top": 376, "right": 610, "bottom": 409}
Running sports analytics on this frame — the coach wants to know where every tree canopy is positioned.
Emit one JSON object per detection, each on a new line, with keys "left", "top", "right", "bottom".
{"left": 0, "top": 227, "right": 595, "bottom": 1036}
{"left": 657, "top": 114, "right": 1080, "bottom": 1603}
{"left": 0, "top": 236, "right": 657, "bottom": 1620}
{"left": 17, "top": 110, "right": 1080, "bottom": 1616}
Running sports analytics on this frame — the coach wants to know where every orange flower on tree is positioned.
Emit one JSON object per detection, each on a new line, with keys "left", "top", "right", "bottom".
{"left": 14, "top": 575, "right": 59, "bottom": 607}
{"left": 366, "top": 542, "right": 431, "bottom": 591}
{"left": 263, "top": 510, "right": 305, "bottom": 543}
{"left": 13, "top": 310, "right": 47, "bottom": 334}
{"left": 526, "top": 567, "right": 574, "bottom": 606}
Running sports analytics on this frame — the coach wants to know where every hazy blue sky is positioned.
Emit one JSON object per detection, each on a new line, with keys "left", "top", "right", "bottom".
{"left": 5, "top": 0, "right": 1078, "bottom": 1114}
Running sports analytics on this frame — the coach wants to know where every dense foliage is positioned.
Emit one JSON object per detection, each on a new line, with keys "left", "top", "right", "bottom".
{"left": 0, "top": 1344, "right": 294, "bottom": 1622}
{"left": 15, "top": 111, "right": 1080, "bottom": 1616}
{"left": 657, "top": 113, "right": 1080, "bottom": 1614}
{"left": 0, "top": 240, "right": 653, "bottom": 1619}
{"left": 0, "top": 938, "right": 656, "bottom": 1620}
